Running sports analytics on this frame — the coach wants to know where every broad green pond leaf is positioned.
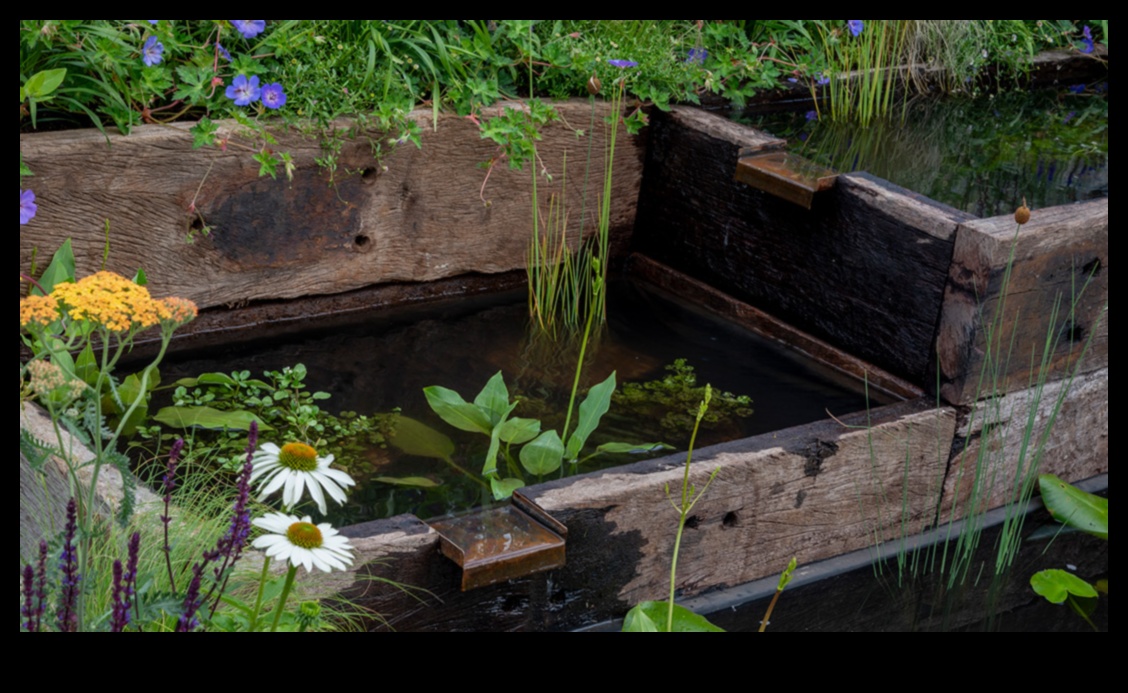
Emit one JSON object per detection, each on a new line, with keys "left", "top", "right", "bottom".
{"left": 622, "top": 601, "right": 725, "bottom": 632}
{"left": 153, "top": 406, "right": 272, "bottom": 432}
{"left": 389, "top": 416, "right": 454, "bottom": 462}
{"left": 1030, "top": 569, "right": 1098, "bottom": 604}
{"left": 373, "top": 476, "right": 441, "bottom": 488}
{"left": 473, "top": 371, "right": 511, "bottom": 426}
{"left": 521, "top": 429, "right": 564, "bottom": 476}
{"left": 424, "top": 385, "right": 492, "bottom": 434}
{"left": 1039, "top": 474, "right": 1108, "bottom": 539}
{"left": 497, "top": 417, "right": 541, "bottom": 445}
{"left": 490, "top": 476, "right": 524, "bottom": 500}
{"left": 595, "top": 441, "right": 673, "bottom": 455}
{"left": 566, "top": 371, "right": 615, "bottom": 459}
{"left": 622, "top": 604, "right": 659, "bottom": 632}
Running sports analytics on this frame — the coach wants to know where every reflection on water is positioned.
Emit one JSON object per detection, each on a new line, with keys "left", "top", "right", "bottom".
{"left": 154, "top": 279, "right": 893, "bottom": 524}
{"left": 739, "top": 86, "right": 1108, "bottom": 217}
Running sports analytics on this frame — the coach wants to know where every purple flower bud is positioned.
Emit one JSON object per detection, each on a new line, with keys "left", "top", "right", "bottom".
{"left": 607, "top": 59, "right": 638, "bottom": 68}
{"left": 57, "top": 498, "right": 80, "bottom": 632}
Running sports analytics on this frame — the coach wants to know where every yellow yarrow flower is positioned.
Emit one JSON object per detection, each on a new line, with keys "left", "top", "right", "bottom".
{"left": 19, "top": 294, "right": 61, "bottom": 329}
{"left": 48, "top": 271, "right": 196, "bottom": 333}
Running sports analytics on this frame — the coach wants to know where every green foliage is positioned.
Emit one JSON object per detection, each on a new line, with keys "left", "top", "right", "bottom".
{"left": 614, "top": 359, "right": 753, "bottom": 437}
{"left": 1029, "top": 475, "right": 1107, "bottom": 629}
{"left": 424, "top": 369, "right": 658, "bottom": 500}
{"left": 1038, "top": 474, "right": 1108, "bottom": 540}
{"left": 133, "top": 364, "right": 396, "bottom": 481}
{"left": 623, "top": 601, "right": 725, "bottom": 632}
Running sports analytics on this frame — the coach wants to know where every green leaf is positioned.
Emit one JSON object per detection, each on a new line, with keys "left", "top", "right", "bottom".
{"left": 595, "top": 442, "right": 673, "bottom": 455}
{"left": 1039, "top": 474, "right": 1107, "bottom": 539}
{"left": 1030, "top": 569, "right": 1099, "bottom": 604}
{"left": 622, "top": 601, "right": 725, "bottom": 632}
{"left": 24, "top": 68, "right": 67, "bottom": 98}
{"left": 197, "top": 372, "right": 238, "bottom": 387}
{"left": 520, "top": 429, "right": 564, "bottom": 476}
{"left": 373, "top": 476, "right": 441, "bottom": 488}
{"left": 132, "top": 267, "right": 148, "bottom": 286}
{"left": 34, "top": 239, "right": 75, "bottom": 295}
{"left": 153, "top": 406, "right": 272, "bottom": 432}
{"left": 622, "top": 604, "right": 659, "bottom": 632}
{"left": 473, "top": 371, "right": 511, "bottom": 426}
{"left": 388, "top": 416, "right": 454, "bottom": 462}
{"left": 423, "top": 386, "right": 492, "bottom": 434}
{"left": 497, "top": 417, "right": 541, "bottom": 445}
{"left": 73, "top": 343, "right": 98, "bottom": 385}
{"left": 483, "top": 428, "right": 502, "bottom": 478}
{"left": 489, "top": 476, "right": 524, "bottom": 500}
{"left": 566, "top": 372, "right": 616, "bottom": 459}
{"left": 191, "top": 117, "right": 218, "bottom": 149}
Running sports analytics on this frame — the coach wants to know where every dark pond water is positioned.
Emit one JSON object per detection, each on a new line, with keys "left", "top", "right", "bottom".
{"left": 149, "top": 279, "right": 894, "bottom": 525}
{"left": 739, "top": 86, "right": 1108, "bottom": 218}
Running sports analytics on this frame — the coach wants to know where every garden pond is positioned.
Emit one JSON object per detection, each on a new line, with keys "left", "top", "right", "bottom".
{"left": 135, "top": 276, "right": 896, "bottom": 527}
{"left": 739, "top": 85, "right": 1108, "bottom": 217}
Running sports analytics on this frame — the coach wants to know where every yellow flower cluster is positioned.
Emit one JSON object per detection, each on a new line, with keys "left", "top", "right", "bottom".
{"left": 19, "top": 294, "right": 60, "bottom": 329}
{"left": 20, "top": 271, "right": 198, "bottom": 333}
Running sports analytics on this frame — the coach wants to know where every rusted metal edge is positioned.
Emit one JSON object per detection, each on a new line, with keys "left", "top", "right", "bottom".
{"left": 734, "top": 150, "right": 839, "bottom": 209}
{"left": 625, "top": 253, "right": 923, "bottom": 400}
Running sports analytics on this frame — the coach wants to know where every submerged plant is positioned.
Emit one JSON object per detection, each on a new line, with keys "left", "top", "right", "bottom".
{"left": 613, "top": 358, "right": 753, "bottom": 438}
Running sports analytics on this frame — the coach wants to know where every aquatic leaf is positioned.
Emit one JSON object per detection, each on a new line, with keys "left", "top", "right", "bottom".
{"left": 482, "top": 427, "right": 504, "bottom": 479}
{"left": 621, "top": 601, "right": 725, "bottom": 632}
{"left": 423, "top": 385, "right": 492, "bottom": 434}
{"left": 490, "top": 476, "right": 524, "bottom": 500}
{"left": 197, "top": 372, "right": 238, "bottom": 387}
{"left": 389, "top": 416, "right": 454, "bottom": 462}
{"left": 565, "top": 371, "right": 616, "bottom": 460}
{"left": 373, "top": 476, "right": 441, "bottom": 488}
{"left": 1030, "top": 569, "right": 1098, "bottom": 604}
{"left": 497, "top": 417, "right": 541, "bottom": 445}
{"left": 153, "top": 406, "right": 272, "bottom": 432}
{"left": 520, "top": 430, "right": 564, "bottom": 476}
{"left": 1039, "top": 474, "right": 1107, "bottom": 539}
{"left": 595, "top": 442, "right": 673, "bottom": 455}
{"left": 622, "top": 604, "right": 659, "bottom": 632}
{"left": 474, "top": 371, "right": 512, "bottom": 426}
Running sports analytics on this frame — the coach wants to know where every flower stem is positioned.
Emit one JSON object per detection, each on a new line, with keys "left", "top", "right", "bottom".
{"left": 248, "top": 556, "right": 272, "bottom": 632}
{"left": 270, "top": 565, "right": 300, "bottom": 632}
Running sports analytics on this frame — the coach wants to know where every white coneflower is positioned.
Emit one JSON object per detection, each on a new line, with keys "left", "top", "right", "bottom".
{"left": 250, "top": 442, "right": 355, "bottom": 515}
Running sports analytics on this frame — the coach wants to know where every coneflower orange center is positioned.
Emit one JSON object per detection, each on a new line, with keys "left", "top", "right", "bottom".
{"left": 286, "top": 522, "right": 323, "bottom": 548}
{"left": 279, "top": 442, "right": 319, "bottom": 472}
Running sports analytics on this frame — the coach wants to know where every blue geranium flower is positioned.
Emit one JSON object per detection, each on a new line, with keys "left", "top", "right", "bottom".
{"left": 261, "top": 82, "right": 287, "bottom": 110}
{"left": 142, "top": 35, "right": 164, "bottom": 67}
{"left": 225, "top": 74, "right": 261, "bottom": 106}
{"left": 20, "top": 189, "right": 37, "bottom": 225}
{"left": 686, "top": 47, "right": 707, "bottom": 65}
{"left": 848, "top": 20, "right": 864, "bottom": 37}
{"left": 607, "top": 59, "right": 638, "bottom": 68}
{"left": 230, "top": 20, "right": 266, "bottom": 39}
{"left": 1080, "top": 25, "right": 1094, "bottom": 54}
